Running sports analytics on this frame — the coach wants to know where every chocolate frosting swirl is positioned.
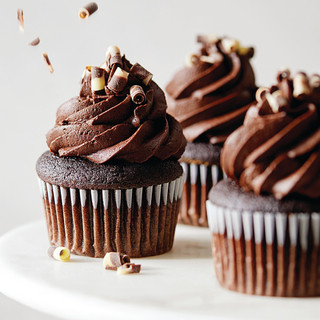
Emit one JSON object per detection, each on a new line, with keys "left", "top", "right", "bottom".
{"left": 166, "top": 35, "right": 256, "bottom": 144}
{"left": 222, "top": 70, "right": 320, "bottom": 199}
{"left": 46, "top": 47, "right": 186, "bottom": 164}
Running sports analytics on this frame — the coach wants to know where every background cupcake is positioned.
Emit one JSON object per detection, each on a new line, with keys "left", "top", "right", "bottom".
{"left": 37, "top": 46, "right": 186, "bottom": 258}
{"left": 207, "top": 70, "right": 320, "bottom": 296}
{"left": 166, "top": 35, "right": 256, "bottom": 227}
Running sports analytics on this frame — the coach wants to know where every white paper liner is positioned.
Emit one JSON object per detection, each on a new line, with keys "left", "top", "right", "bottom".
{"left": 206, "top": 200, "right": 320, "bottom": 297}
{"left": 38, "top": 175, "right": 183, "bottom": 258}
{"left": 179, "top": 161, "right": 223, "bottom": 227}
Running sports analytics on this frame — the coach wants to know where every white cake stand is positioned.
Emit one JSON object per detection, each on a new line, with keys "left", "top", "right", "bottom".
{"left": 0, "top": 220, "right": 319, "bottom": 320}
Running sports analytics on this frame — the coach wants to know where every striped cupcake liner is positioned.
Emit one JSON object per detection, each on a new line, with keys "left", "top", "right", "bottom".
{"left": 179, "top": 161, "right": 225, "bottom": 227}
{"left": 206, "top": 201, "right": 320, "bottom": 297}
{"left": 38, "top": 175, "right": 184, "bottom": 258}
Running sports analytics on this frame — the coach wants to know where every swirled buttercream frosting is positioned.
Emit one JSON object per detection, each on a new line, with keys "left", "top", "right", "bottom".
{"left": 166, "top": 35, "right": 256, "bottom": 144}
{"left": 46, "top": 46, "right": 186, "bottom": 164}
{"left": 222, "top": 70, "right": 320, "bottom": 199}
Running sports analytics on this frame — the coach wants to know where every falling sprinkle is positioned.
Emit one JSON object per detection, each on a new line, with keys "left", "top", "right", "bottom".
{"left": 29, "top": 37, "right": 40, "bottom": 46}
{"left": 42, "top": 52, "right": 54, "bottom": 73}
{"left": 17, "top": 9, "right": 24, "bottom": 32}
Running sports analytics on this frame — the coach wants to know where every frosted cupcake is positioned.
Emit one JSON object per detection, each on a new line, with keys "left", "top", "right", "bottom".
{"left": 36, "top": 46, "right": 186, "bottom": 258}
{"left": 207, "top": 70, "right": 320, "bottom": 296}
{"left": 166, "top": 35, "right": 256, "bottom": 226}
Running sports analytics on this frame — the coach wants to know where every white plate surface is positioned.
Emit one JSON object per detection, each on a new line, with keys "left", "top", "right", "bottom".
{"left": 0, "top": 220, "right": 319, "bottom": 320}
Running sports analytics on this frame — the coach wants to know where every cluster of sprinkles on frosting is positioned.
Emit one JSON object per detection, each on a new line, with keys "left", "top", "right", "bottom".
{"left": 81, "top": 45, "right": 153, "bottom": 109}
{"left": 184, "top": 34, "right": 254, "bottom": 69}
{"left": 255, "top": 70, "right": 320, "bottom": 114}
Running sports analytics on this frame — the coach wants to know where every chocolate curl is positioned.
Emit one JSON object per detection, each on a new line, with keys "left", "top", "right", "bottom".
{"left": 117, "top": 263, "right": 141, "bottom": 275}
{"left": 197, "top": 34, "right": 219, "bottom": 44}
{"left": 29, "top": 37, "right": 40, "bottom": 46}
{"left": 106, "top": 45, "right": 123, "bottom": 67}
{"left": 91, "top": 66, "right": 105, "bottom": 93}
{"left": 199, "top": 55, "right": 215, "bottom": 64}
{"left": 80, "top": 67, "right": 92, "bottom": 97}
{"left": 309, "top": 74, "right": 320, "bottom": 89}
{"left": 100, "top": 61, "right": 110, "bottom": 74}
{"left": 42, "top": 52, "right": 54, "bottom": 73}
{"left": 130, "top": 85, "right": 146, "bottom": 105}
{"left": 221, "top": 38, "right": 240, "bottom": 53}
{"left": 103, "top": 252, "right": 131, "bottom": 271}
{"left": 185, "top": 54, "right": 199, "bottom": 67}
{"left": 199, "top": 52, "right": 223, "bottom": 65}
{"left": 293, "top": 72, "right": 311, "bottom": 99}
{"left": 266, "top": 91, "right": 287, "bottom": 113}
{"left": 17, "top": 9, "right": 24, "bottom": 32}
{"left": 82, "top": 66, "right": 92, "bottom": 79}
{"left": 107, "top": 67, "right": 129, "bottom": 93}
{"left": 237, "top": 46, "right": 254, "bottom": 58}
{"left": 276, "top": 68, "right": 291, "bottom": 82}
{"left": 130, "top": 63, "right": 153, "bottom": 86}
{"left": 78, "top": 2, "right": 98, "bottom": 19}
{"left": 106, "top": 46, "right": 123, "bottom": 83}
{"left": 255, "top": 87, "right": 270, "bottom": 103}
{"left": 48, "top": 246, "right": 70, "bottom": 262}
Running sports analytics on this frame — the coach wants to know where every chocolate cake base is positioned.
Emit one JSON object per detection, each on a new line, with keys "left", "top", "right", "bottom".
{"left": 207, "top": 179, "right": 320, "bottom": 297}
{"left": 179, "top": 142, "right": 223, "bottom": 227}
{"left": 37, "top": 151, "right": 184, "bottom": 258}
{"left": 37, "top": 151, "right": 183, "bottom": 190}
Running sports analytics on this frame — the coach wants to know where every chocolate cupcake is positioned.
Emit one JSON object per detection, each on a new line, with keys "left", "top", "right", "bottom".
{"left": 36, "top": 46, "right": 186, "bottom": 258}
{"left": 207, "top": 70, "right": 320, "bottom": 296}
{"left": 166, "top": 35, "right": 256, "bottom": 227}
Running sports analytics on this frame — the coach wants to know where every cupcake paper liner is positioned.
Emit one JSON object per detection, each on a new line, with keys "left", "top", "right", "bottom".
{"left": 206, "top": 201, "right": 320, "bottom": 297}
{"left": 38, "top": 175, "right": 184, "bottom": 258}
{"left": 179, "top": 161, "right": 224, "bottom": 227}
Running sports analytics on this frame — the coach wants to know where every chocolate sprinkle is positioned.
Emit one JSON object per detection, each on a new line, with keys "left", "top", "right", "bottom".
{"left": 107, "top": 67, "right": 129, "bottom": 93}
{"left": 117, "top": 263, "right": 141, "bottom": 274}
{"left": 17, "top": 9, "right": 24, "bottom": 32}
{"left": 79, "top": 2, "right": 98, "bottom": 19}
{"left": 130, "top": 85, "right": 146, "bottom": 104}
{"left": 130, "top": 63, "right": 153, "bottom": 86}
{"left": 42, "top": 52, "right": 54, "bottom": 74}
{"left": 103, "top": 252, "right": 131, "bottom": 270}
{"left": 29, "top": 37, "right": 40, "bottom": 46}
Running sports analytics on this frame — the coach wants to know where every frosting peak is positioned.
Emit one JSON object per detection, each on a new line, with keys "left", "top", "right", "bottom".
{"left": 166, "top": 35, "right": 256, "bottom": 144}
{"left": 46, "top": 46, "right": 186, "bottom": 163}
{"left": 222, "top": 70, "right": 320, "bottom": 199}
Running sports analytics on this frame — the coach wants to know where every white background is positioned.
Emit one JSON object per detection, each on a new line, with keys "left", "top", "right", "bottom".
{"left": 1, "top": 0, "right": 319, "bottom": 319}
